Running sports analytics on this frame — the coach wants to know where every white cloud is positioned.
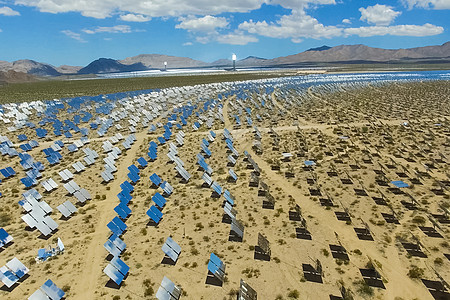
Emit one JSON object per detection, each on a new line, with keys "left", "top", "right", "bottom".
{"left": 82, "top": 25, "right": 132, "bottom": 34}
{"left": 359, "top": 5, "right": 401, "bottom": 26}
{"left": 402, "top": 0, "right": 450, "bottom": 9}
{"left": 344, "top": 23, "right": 444, "bottom": 37}
{"left": 0, "top": 28, "right": 2, "bottom": 32}
{"left": 183, "top": 42, "right": 193, "bottom": 46}
{"left": 216, "top": 31, "right": 258, "bottom": 45}
{"left": 342, "top": 18, "right": 351, "bottom": 24}
{"left": 14, "top": 0, "right": 267, "bottom": 18}
{"left": 238, "top": 10, "right": 342, "bottom": 40}
{"left": 176, "top": 15, "right": 228, "bottom": 33}
{"left": 120, "top": 13, "right": 151, "bottom": 22}
{"left": 61, "top": 30, "right": 86, "bottom": 42}
{"left": 13, "top": 0, "right": 341, "bottom": 19}
{"left": 0, "top": 6, "right": 20, "bottom": 16}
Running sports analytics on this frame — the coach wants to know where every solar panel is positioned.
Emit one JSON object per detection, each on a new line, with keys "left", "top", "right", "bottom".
{"left": 152, "top": 193, "right": 166, "bottom": 208}
{"left": 160, "top": 181, "right": 173, "bottom": 196}
{"left": 0, "top": 228, "right": 13, "bottom": 247}
{"left": 239, "top": 279, "right": 257, "bottom": 300}
{"left": 147, "top": 205, "right": 163, "bottom": 224}
{"left": 137, "top": 157, "right": 148, "bottom": 167}
{"left": 28, "top": 288, "right": 48, "bottom": 300}
{"left": 112, "top": 216, "right": 127, "bottom": 232}
{"left": 202, "top": 173, "right": 213, "bottom": 186}
{"left": 228, "top": 169, "right": 238, "bottom": 182}
{"left": 6, "top": 257, "right": 29, "bottom": 279}
{"left": 0, "top": 266, "right": 19, "bottom": 288}
{"left": 230, "top": 219, "right": 244, "bottom": 241}
{"left": 156, "top": 276, "right": 182, "bottom": 300}
{"left": 103, "top": 261, "right": 126, "bottom": 285}
{"left": 162, "top": 237, "right": 181, "bottom": 262}
{"left": 43, "top": 216, "right": 58, "bottom": 231}
{"left": 211, "top": 181, "right": 223, "bottom": 195}
{"left": 208, "top": 253, "right": 226, "bottom": 282}
{"left": 223, "top": 190, "right": 235, "bottom": 206}
{"left": 257, "top": 233, "right": 271, "bottom": 256}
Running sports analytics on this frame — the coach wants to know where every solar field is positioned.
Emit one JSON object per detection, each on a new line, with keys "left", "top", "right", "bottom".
{"left": 0, "top": 71, "right": 449, "bottom": 299}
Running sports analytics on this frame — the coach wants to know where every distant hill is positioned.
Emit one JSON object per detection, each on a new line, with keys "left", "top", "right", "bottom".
{"left": 0, "top": 59, "right": 60, "bottom": 76}
{"left": 209, "top": 59, "right": 231, "bottom": 67}
{"left": 56, "top": 65, "right": 82, "bottom": 74}
{"left": 1, "top": 41, "right": 450, "bottom": 79}
{"left": 306, "top": 45, "right": 331, "bottom": 52}
{"left": 237, "top": 56, "right": 268, "bottom": 67}
{"left": 0, "top": 70, "right": 36, "bottom": 84}
{"left": 77, "top": 58, "right": 148, "bottom": 75}
{"left": 268, "top": 42, "right": 450, "bottom": 65}
{"left": 120, "top": 54, "right": 207, "bottom": 69}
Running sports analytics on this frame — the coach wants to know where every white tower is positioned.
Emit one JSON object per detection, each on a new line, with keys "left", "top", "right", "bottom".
{"left": 232, "top": 54, "right": 236, "bottom": 71}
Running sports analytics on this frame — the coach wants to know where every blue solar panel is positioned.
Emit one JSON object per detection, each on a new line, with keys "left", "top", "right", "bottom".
{"left": 67, "top": 145, "right": 78, "bottom": 152}
{"left": 137, "top": 157, "right": 148, "bottom": 167}
{"left": 117, "top": 191, "right": 132, "bottom": 204}
{"left": 120, "top": 181, "right": 134, "bottom": 193}
{"left": 112, "top": 216, "right": 127, "bottom": 232}
{"left": 304, "top": 160, "right": 316, "bottom": 166}
{"left": 114, "top": 206, "right": 128, "bottom": 219}
{"left": 391, "top": 180, "right": 409, "bottom": 188}
{"left": 148, "top": 150, "right": 157, "bottom": 160}
{"left": 149, "top": 141, "right": 158, "bottom": 148}
{"left": 64, "top": 132, "right": 72, "bottom": 138}
{"left": 20, "top": 177, "right": 34, "bottom": 188}
{"left": 41, "top": 279, "right": 65, "bottom": 300}
{"left": 223, "top": 190, "right": 235, "bottom": 206}
{"left": 18, "top": 134, "right": 27, "bottom": 141}
{"left": 118, "top": 203, "right": 131, "bottom": 215}
{"left": 36, "top": 128, "right": 48, "bottom": 138}
{"left": 150, "top": 173, "right": 162, "bottom": 186}
{"left": 152, "top": 193, "right": 166, "bottom": 208}
{"left": 110, "top": 257, "right": 129, "bottom": 276}
{"left": 107, "top": 221, "right": 123, "bottom": 235}
{"left": 127, "top": 172, "right": 140, "bottom": 183}
{"left": 147, "top": 205, "right": 163, "bottom": 223}
{"left": 0, "top": 169, "right": 10, "bottom": 177}
{"left": 157, "top": 137, "right": 166, "bottom": 145}
{"left": 128, "top": 165, "right": 140, "bottom": 174}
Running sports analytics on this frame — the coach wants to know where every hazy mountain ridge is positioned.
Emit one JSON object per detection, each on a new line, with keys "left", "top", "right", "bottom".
{"left": 0, "top": 70, "right": 37, "bottom": 84}
{"left": 120, "top": 54, "right": 208, "bottom": 68}
{"left": 1, "top": 42, "right": 449, "bottom": 78}
{"left": 77, "top": 58, "right": 148, "bottom": 75}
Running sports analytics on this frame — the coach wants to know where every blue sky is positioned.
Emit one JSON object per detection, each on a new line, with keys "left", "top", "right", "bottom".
{"left": 0, "top": 0, "right": 449, "bottom": 66}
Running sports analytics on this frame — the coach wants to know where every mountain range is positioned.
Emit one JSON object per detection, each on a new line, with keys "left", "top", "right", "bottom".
{"left": 0, "top": 42, "right": 449, "bottom": 78}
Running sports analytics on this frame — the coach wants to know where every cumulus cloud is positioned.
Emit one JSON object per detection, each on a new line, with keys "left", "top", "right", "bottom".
{"left": 176, "top": 15, "right": 228, "bottom": 33}
{"left": 359, "top": 5, "right": 401, "bottom": 26}
{"left": 402, "top": 0, "right": 450, "bottom": 9}
{"left": 0, "top": 6, "right": 20, "bottom": 16}
{"left": 216, "top": 31, "right": 258, "bottom": 45}
{"left": 82, "top": 25, "right": 132, "bottom": 34}
{"left": 14, "top": 0, "right": 266, "bottom": 18}
{"left": 342, "top": 18, "right": 351, "bottom": 24}
{"left": 61, "top": 30, "right": 86, "bottom": 42}
{"left": 120, "top": 13, "right": 150, "bottom": 22}
{"left": 183, "top": 41, "right": 193, "bottom": 46}
{"left": 345, "top": 23, "right": 444, "bottom": 37}
{"left": 238, "top": 10, "right": 342, "bottom": 40}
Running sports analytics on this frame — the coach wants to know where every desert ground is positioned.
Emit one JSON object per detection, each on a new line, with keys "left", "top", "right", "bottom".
{"left": 0, "top": 73, "right": 449, "bottom": 300}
